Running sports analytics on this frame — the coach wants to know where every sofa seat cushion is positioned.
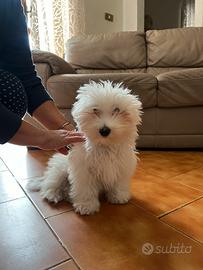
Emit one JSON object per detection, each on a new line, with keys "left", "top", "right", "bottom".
{"left": 147, "top": 67, "right": 189, "bottom": 76}
{"left": 147, "top": 27, "right": 203, "bottom": 67}
{"left": 157, "top": 68, "right": 203, "bottom": 107}
{"left": 47, "top": 73, "right": 157, "bottom": 109}
{"left": 66, "top": 31, "right": 146, "bottom": 69}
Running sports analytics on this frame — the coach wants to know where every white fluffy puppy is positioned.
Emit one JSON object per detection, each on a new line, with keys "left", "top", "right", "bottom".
{"left": 31, "top": 81, "right": 142, "bottom": 215}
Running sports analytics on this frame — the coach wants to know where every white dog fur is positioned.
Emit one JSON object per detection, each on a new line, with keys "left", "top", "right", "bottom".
{"left": 29, "top": 81, "right": 142, "bottom": 215}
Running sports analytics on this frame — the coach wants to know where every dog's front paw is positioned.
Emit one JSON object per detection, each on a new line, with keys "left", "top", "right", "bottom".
{"left": 73, "top": 200, "right": 100, "bottom": 215}
{"left": 108, "top": 191, "right": 131, "bottom": 205}
{"left": 41, "top": 188, "right": 64, "bottom": 204}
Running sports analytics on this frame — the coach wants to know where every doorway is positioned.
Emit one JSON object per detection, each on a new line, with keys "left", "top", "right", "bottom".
{"left": 144, "top": 0, "right": 195, "bottom": 31}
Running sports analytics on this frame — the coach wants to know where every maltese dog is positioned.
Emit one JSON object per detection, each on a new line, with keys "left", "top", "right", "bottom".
{"left": 29, "top": 81, "right": 142, "bottom": 215}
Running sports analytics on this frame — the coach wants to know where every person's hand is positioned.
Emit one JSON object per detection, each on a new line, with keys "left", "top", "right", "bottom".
{"left": 38, "top": 129, "right": 85, "bottom": 154}
{"left": 56, "top": 123, "right": 78, "bottom": 154}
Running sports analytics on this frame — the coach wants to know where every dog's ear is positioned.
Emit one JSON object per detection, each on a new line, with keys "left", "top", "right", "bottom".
{"left": 128, "top": 94, "right": 143, "bottom": 126}
{"left": 71, "top": 99, "right": 81, "bottom": 122}
{"left": 133, "top": 95, "right": 142, "bottom": 111}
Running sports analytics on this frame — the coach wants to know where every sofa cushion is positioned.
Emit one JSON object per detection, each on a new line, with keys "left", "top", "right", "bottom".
{"left": 146, "top": 27, "right": 203, "bottom": 67}
{"left": 66, "top": 32, "right": 146, "bottom": 69}
{"left": 147, "top": 67, "right": 189, "bottom": 76}
{"left": 157, "top": 68, "right": 203, "bottom": 107}
{"left": 47, "top": 73, "right": 157, "bottom": 109}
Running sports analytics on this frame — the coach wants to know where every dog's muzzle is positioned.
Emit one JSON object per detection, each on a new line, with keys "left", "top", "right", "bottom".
{"left": 99, "top": 126, "right": 111, "bottom": 137}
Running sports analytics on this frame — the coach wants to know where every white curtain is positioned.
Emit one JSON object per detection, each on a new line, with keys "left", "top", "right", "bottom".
{"left": 28, "top": 0, "right": 85, "bottom": 58}
{"left": 180, "top": 0, "right": 195, "bottom": 27}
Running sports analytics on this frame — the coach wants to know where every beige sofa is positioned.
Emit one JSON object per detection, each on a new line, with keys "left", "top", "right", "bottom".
{"left": 33, "top": 27, "right": 203, "bottom": 148}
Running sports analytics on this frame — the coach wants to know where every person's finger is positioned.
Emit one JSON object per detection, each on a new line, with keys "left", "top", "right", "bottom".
{"left": 64, "top": 135, "right": 86, "bottom": 144}
{"left": 58, "top": 130, "right": 84, "bottom": 137}
{"left": 63, "top": 124, "right": 75, "bottom": 131}
{"left": 65, "top": 131, "right": 84, "bottom": 137}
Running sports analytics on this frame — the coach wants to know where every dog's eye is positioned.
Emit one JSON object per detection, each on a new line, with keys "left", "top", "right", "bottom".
{"left": 112, "top": 107, "right": 120, "bottom": 115}
{"left": 93, "top": 108, "right": 101, "bottom": 116}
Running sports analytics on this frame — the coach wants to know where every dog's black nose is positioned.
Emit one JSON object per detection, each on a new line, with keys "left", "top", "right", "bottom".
{"left": 99, "top": 126, "right": 111, "bottom": 137}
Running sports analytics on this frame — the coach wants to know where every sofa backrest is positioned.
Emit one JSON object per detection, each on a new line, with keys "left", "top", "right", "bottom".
{"left": 66, "top": 27, "right": 203, "bottom": 76}
{"left": 66, "top": 31, "right": 146, "bottom": 71}
{"left": 146, "top": 27, "right": 203, "bottom": 68}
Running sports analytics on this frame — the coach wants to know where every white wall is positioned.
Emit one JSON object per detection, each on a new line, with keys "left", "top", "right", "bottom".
{"left": 83, "top": 0, "right": 202, "bottom": 35}
{"left": 84, "top": 0, "right": 144, "bottom": 34}
{"left": 195, "top": 0, "right": 203, "bottom": 26}
{"left": 84, "top": 0, "right": 123, "bottom": 34}
{"left": 123, "top": 0, "right": 144, "bottom": 31}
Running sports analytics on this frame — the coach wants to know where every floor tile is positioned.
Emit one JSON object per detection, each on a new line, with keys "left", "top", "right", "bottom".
{"left": 48, "top": 203, "right": 203, "bottom": 270}
{"left": 131, "top": 168, "right": 203, "bottom": 216}
{"left": 0, "top": 144, "right": 53, "bottom": 179}
{"left": 161, "top": 198, "right": 203, "bottom": 244}
{"left": 138, "top": 151, "right": 203, "bottom": 179}
{"left": 169, "top": 167, "right": 203, "bottom": 192}
{"left": 18, "top": 177, "right": 72, "bottom": 219}
{"left": 0, "top": 197, "right": 69, "bottom": 270}
{"left": 0, "top": 171, "right": 25, "bottom": 203}
{"left": 50, "top": 260, "right": 80, "bottom": 270}
{"left": 0, "top": 158, "right": 7, "bottom": 171}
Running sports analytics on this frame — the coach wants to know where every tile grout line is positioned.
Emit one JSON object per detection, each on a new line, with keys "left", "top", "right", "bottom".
{"left": 45, "top": 258, "right": 82, "bottom": 270}
{"left": 157, "top": 195, "right": 203, "bottom": 219}
{"left": 16, "top": 177, "right": 74, "bottom": 219}
{"left": 27, "top": 196, "right": 76, "bottom": 264}
{"left": 45, "top": 259, "right": 72, "bottom": 270}
{"left": 45, "top": 216, "right": 81, "bottom": 267}
{"left": 175, "top": 181, "right": 203, "bottom": 193}
{"left": 4, "top": 168, "right": 80, "bottom": 266}
{"left": 0, "top": 185, "right": 78, "bottom": 268}
{"left": 12, "top": 177, "right": 75, "bottom": 262}
{"left": 0, "top": 195, "right": 26, "bottom": 205}
{"left": 0, "top": 158, "right": 11, "bottom": 172}
{"left": 129, "top": 201, "right": 158, "bottom": 218}
{"left": 160, "top": 219, "right": 203, "bottom": 246}
{"left": 0, "top": 161, "right": 31, "bottom": 202}
{"left": 25, "top": 197, "right": 74, "bottom": 256}
{"left": 138, "top": 164, "right": 203, "bottom": 181}
{"left": 0, "top": 169, "right": 9, "bottom": 172}
{"left": 45, "top": 208, "right": 74, "bottom": 220}
{"left": 130, "top": 198, "right": 203, "bottom": 246}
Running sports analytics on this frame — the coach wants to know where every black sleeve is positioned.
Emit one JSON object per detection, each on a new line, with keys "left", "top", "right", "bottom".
{"left": 0, "top": 0, "right": 52, "bottom": 115}
{"left": 0, "top": 102, "right": 22, "bottom": 144}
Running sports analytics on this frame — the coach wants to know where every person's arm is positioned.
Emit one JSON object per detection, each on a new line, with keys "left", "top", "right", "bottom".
{"left": 0, "top": 1, "right": 74, "bottom": 133}
{"left": 0, "top": 102, "right": 84, "bottom": 149}
{"left": 9, "top": 120, "right": 84, "bottom": 150}
{"left": 32, "top": 100, "right": 76, "bottom": 154}
{"left": 0, "top": 103, "right": 84, "bottom": 151}
{"left": 0, "top": 0, "right": 53, "bottom": 115}
{"left": 0, "top": 1, "right": 81, "bottom": 152}
{"left": 32, "top": 100, "right": 74, "bottom": 131}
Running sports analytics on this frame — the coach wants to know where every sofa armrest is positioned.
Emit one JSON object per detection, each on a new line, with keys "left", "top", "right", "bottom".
{"left": 32, "top": 49, "right": 77, "bottom": 90}
{"left": 34, "top": 63, "right": 52, "bottom": 88}
{"left": 32, "top": 50, "right": 76, "bottom": 75}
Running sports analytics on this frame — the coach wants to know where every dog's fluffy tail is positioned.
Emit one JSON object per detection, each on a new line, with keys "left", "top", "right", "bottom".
{"left": 26, "top": 177, "right": 44, "bottom": 191}
{"left": 26, "top": 153, "right": 68, "bottom": 193}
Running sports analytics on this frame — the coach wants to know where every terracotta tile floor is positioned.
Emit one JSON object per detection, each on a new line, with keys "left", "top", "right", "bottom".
{"left": 0, "top": 144, "right": 203, "bottom": 270}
